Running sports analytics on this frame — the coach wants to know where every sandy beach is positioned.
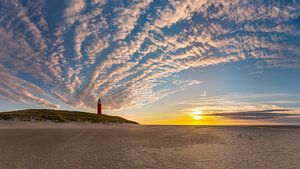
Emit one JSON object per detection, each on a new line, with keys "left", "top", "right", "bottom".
{"left": 0, "top": 122, "right": 300, "bottom": 169}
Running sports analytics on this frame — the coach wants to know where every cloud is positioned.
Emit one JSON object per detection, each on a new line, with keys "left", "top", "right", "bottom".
{"left": 64, "top": 0, "right": 86, "bottom": 24}
{"left": 206, "top": 109, "right": 300, "bottom": 120}
{"left": 0, "top": 3, "right": 52, "bottom": 82}
{"left": 179, "top": 93, "right": 300, "bottom": 122}
{"left": 63, "top": 0, "right": 300, "bottom": 110}
{"left": 113, "top": 0, "right": 152, "bottom": 41}
{"left": 200, "top": 91, "right": 207, "bottom": 97}
{"left": 0, "top": 0, "right": 299, "bottom": 111}
{"left": 154, "top": 0, "right": 207, "bottom": 28}
{"left": 0, "top": 66, "right": 58, "bottom": 109}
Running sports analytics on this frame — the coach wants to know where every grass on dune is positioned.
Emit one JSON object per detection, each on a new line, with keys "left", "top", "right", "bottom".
{"left": 0, "top": 109, "right": 138, "bottom": 124}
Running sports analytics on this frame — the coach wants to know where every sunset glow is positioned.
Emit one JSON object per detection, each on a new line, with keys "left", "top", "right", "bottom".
{"left": 192, "top": 111, "right": 203, "bottom": 120}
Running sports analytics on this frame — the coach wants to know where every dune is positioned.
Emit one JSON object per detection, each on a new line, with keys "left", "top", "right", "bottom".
{"left": 0, "top": 109, "right": 138, "bottom": 124}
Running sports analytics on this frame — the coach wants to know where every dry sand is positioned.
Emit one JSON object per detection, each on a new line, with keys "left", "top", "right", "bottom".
{"left": 0, "top": 121, "right": 300, "bottom": 169}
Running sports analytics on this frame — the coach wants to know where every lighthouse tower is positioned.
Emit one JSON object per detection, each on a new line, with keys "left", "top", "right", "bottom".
{"left": 97, "top": 98, "right": 102, "bottom": 115}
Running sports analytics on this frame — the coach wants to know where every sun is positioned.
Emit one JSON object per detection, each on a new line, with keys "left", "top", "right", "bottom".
{"left": 192, "top": 111, "right": 203, "bottom": 120}
{"left": 193, "top": 115, "right": 202, "bottom": 120}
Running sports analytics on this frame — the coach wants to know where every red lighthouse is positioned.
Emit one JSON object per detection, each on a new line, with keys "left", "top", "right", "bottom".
{"left": 97, "top": 98, "right": 102, "bottom": 115}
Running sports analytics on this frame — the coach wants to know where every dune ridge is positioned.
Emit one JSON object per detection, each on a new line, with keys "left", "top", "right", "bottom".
{"left": 0, "top": 109, "right": 138, "bottom": 124}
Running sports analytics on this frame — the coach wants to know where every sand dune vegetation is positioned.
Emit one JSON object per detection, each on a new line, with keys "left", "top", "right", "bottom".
{"left": 0, "top": 109, "right": 138, "bottom": 124}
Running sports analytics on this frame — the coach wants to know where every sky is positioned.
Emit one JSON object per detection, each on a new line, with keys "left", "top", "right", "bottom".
{"left": 0, "top": 0, "right": 300, "bottom": 125}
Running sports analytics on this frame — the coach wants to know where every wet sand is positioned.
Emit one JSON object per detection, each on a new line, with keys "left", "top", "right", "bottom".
{"left": 0, "top": 122, "right": 300, "bottom": 169}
